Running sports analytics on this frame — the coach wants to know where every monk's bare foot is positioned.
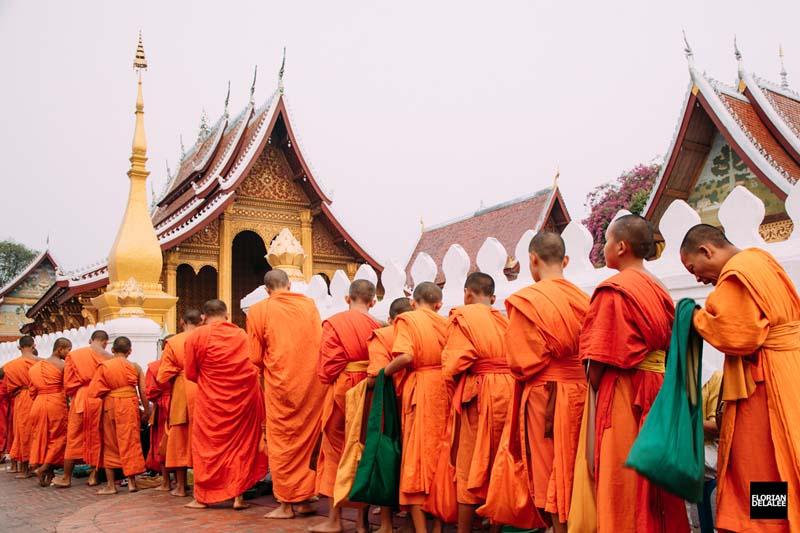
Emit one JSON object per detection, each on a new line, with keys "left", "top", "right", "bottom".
{"left": 372, "top": 507, "right": 382, "bottom": 515}
{"left": 170, "top": 488, "right": 187, "bottom": 497}
{"left": 307, "top": 515, "right": 344, "bottom": 533}
{"left": 184, "top": 499, "right": 208, "bottom": 509}
{"left": 96, "top": 486, "right": 117, "bottom": 495}
{"left": 232, "top": 495, "right": 249, "bottom": 510}
{"left": 51, "top": 477, "right": 71, "bottom": 488}
{"left": 15, "top": 472, "right": 33, "bottom": 479}
{"left": 264, "top": 505, "right": 294, "bottom": 519}
{"left": 155, "top": 480, "right": 171, "bottom": 491}
{"left": 33, "top": 466, "right": 46, "bottom": 487}
{"left": 294, "top": 503, "right": 316, "bottom": 515}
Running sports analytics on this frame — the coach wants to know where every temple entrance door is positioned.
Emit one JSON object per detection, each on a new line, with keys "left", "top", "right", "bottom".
{"left": 231, "top": 231, "right": 270, "bottom": 328}
{"left": 176, "top": 265, "right": 218, "bottom": 329}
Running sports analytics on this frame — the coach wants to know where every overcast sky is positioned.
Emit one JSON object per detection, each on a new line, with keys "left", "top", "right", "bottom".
{"left": 1, "top": 0, "right": 798, "bottom": 271}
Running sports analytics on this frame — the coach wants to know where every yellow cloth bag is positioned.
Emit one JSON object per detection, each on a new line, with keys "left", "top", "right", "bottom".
{"left": 568, "top": 386, "right": 597, "bottom": 533}
{"left": 333, "top": 379, "right": 370, "bottom": 508}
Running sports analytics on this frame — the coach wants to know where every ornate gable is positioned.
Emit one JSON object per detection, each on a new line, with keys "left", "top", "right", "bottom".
{"left": 238, "top": 145, "right": 309, "bottom": 205}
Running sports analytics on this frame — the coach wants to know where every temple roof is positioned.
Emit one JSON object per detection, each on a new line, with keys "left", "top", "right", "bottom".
{"left": 644, "top": 47, "right": 800, "bottom": 227}
{"left": 405, "top": 185, "right": 569, "bottom": 285}
{"left": 0, "top": 249, "right": 59, "bottom": 304}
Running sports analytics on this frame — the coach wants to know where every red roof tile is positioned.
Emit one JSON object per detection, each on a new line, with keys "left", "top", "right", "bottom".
{"left": 762, "top": 88, "right": 800, "bottom": 140}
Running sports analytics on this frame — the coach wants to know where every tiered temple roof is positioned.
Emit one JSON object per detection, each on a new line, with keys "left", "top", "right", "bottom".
{"left": 406, "top": 184, "right": 570, "bottom": 285}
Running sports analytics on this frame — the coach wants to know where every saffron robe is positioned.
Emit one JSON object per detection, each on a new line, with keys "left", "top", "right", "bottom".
{"left": 88, "top": 357, "right": 145, "bottom": 477}
{"left": 64, "top": 346, "right": 107, "bottom": 463}
{"left": 367, "top": 326, "right": 395, "bottom": 377}
{"left": 28, "top": 360, "right": 67, "bottom": 466}
{"left": 5, "top": 356, "right": 36, "bottom": 462}
{"left": 156, "top": 331, "right": 196, "bottom": 469}
{"left": 247, "top": 292, "right": 326, "bottom": 504}
{"left": 186, "top": 321, "right": 267, "bottom": 504}
{"left": 442, "top": 304, "right": 514, "bottom": 505}
{"left": 505, "top": 278, "right": 589, "bottom": 522}
{"left": 145, "top": 360, "right": 170, "bottom": 471}
{"left": 693, "top": 248, "right": 800, "bottom": 533}
{"left": 316, "top": 309, "right": 381, "bottom": 497}
{"left": 580, "top": 269, "right": 688, "bottom": 533}
{"left": 0, "top": 377, "right": 10, "bottom": 453}
{"left": 392, "top": 307, "right": 449, "bottom": 505}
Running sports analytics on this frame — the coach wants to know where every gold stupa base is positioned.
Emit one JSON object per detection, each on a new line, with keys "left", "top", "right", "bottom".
{"left": 91, "top": 288, "right": 177, "bottom": 327}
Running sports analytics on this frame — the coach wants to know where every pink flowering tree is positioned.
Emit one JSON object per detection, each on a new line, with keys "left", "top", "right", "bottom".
{"left": 582, "top": 163, "right": 660, "bottom": 266}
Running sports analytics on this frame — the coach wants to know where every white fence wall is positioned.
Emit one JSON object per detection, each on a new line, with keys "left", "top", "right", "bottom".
{"left": 2, "top": 185, "right": 798, "bottom": 382}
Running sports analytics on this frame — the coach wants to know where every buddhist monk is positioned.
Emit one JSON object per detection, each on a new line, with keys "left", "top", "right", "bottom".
{"left": 5, "top": 335, "right": 38, "bottom": 479}
{"left": 385, "top": 281, "right": 449, "bottom": 533}
{"left": 247, "top": 270, "right": 326, "bottom": 519}
{"left": 504, "top": 232, "right": 589, "bottom": 532}
{"left": 184, "top": 299, "right": 267, "bottom": 510}
{"left": 88, "top": 336, "right": 149, "bottom": 495}
{"left": 442, "top": 272, "right": 514, "bottom": 533}
{"left": 28, "top": 337, "right": 71, "bottom": 487}
{"left": 157, "top": 309, "right": 202, "bottom": 497}
{"left": 366, "top": 296, "right": 412, "bottom": 533}
{"left": 145, "top": 339, "right": 172, "bottom": 491}
{"left": 311, "top": 279, "right": 381, "bottom": 533}
{"left": 681, "top": 224, "right": 800, "bottom": 532}
{"left": 0, "top": 369, "right": 10, "bottom": 460}
{"left": 53, "top": 330, "right": 111, "bottom": 488}
{"left": 580, "top": 214, "right": 688, "bottom": 533}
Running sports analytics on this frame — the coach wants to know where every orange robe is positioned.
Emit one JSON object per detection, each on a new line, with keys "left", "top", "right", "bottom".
{"left": 0, "top": 377, "right": 10, "bottom": 453}
{"left": 186, "top": 321, "right": 267, "bottom": 504}
{"left": 505, "top": 278, "right": 589, "bottom": 522}
{"left": 580, "top": 269, "right": 688, "bottom": 533}
{"left": 64, "top": 346, "right": 107, "bottom": 463}
{"left": 316, "top": 309, "right": 381, "bottom": 497}
{"left": 145, "top": 360, "right": 170, "bottom": 471}
{"left": 442, "top": 304, "right": 514, "bottom": 505}
{"left": 247, "top": 292, "right": 326, "bottom": 504}
{"left": 88, "top": 357, "right": 145, "bottom": 477}
{"left": 5, "top": 356, "right": 36, "bottom": 462}
{"left": 28, "top": 360, "right": 67, "bottom": 466}
{"left": 367, "top": 326, "right": 395, "bottom": 377}
{"left": 156, "top": 331, "right": 196, "bottom": 469}
{"left": 693, "top": 248, "right": 800, "bottom": 533}
{"left": 392, "top": 307, "right": 449, "bottom": 505}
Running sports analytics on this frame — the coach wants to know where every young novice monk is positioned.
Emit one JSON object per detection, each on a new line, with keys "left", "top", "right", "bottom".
{"left": 184, "top": 299, "right": 267, "bottom": 511}
{"left": 385, "top": 282, "right": 449, "bottom": 533}
{"left": 505, "top": 232, "right": 589, "bottom": 532}
{"left": 681, "top": 224, "right": 800, "bottom": 532}
{"left": 311, "top": 280, "right": 381, "bottom": 533}
{"left": 28, "top": 337, "right": 71, "bottom": 486}
{"left": 88, "top": 336, "right": 149, "bottom": 495}
{"left": 5, "top": 335, "right": 38, "bottom": 479}
{"left": 442, "top": 273, "right": 514, "bottom": 533}
{"left": 157, "top": 309, "right": 202, "bottom": 497}
{"left": 145, "top": 345, "right": 171, "bottom": 491}
{"left": 580, "top": 215, "right": 688, "bottom": 533}
{"left": 54, "top": 330, "right": 110, "bottom": 488}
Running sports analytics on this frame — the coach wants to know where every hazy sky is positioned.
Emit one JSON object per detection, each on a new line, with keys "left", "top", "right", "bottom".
{"left": 1, "top": 0, "right": 798, "bottom": 271}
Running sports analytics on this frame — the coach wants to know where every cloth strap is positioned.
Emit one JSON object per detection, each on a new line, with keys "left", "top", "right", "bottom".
{"left": 108, "top": 386, "right": 137, "bottom": 398}
{"left": 35, "top": 386, "right": 63, "bottom": 395}
{"left": 345, "top": 360, "right": 370, "bottom": 373}
{"left": 635, "top": 350, "right": 666, "bottom": 373}
{"left": 414, "top": 364, "right": 442, "bottom": 372}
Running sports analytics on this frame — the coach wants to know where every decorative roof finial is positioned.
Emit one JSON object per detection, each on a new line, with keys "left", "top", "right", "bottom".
{"left": 133, "top": 31, "right": 147, "bottom": 74}
{"left": 682, "top": 30, "right": 694, "bottom": 64}
{"left": 734, "top": 35, "right": 745, "bottom": 90}
{"left": 165, "top": 159, "right": 172, "bottom": 180}
{"left": 179, "top": 134, "right": 186, "bottom": 159}
{"left": 553, "top": 166, "right": 560, "bottom": 188}
{"left": 198, "top": 109, "right": 210, "bottom": 141}
{"left": 149, "top": 181, "right": 156, "bottom": 207}
{"left": 780, "top": 44, "right": 789, "bottom": 89}
{"left": 420, "top": 217, "right": 425, "bottom": 234}
{"left": 224, "top": 80, "right": 231, "bottom": 117}
{"left": 278, "top": 46, "right": 286, "bottom": 94}
{"left": 734, "top": 35, "right": 742, "bottom": 62}
{"left": 250, "top": 64, "right": 258, "bottom": 105}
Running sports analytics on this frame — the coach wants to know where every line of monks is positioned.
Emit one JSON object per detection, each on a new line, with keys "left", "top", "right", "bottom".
{"left": 1, "top": 216, "right": 798, "bottom": 533}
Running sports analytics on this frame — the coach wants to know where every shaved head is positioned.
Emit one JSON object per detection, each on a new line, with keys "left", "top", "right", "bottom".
{"left": 19, "top": 336, "right": 34, "bottom": 349}
{"left": 680, "top": 224, "right": 733, "bottom": 255}
{"left": 53, "top": 337, "right": 72, "bottom": 353}
{"left": 389, "top": 297, "right": 412, "bottom": 319}
{"left": 464, "top": 272, "right": 495, "bottom": 297}
{"left": 90, "top": 330, "right": 109, "bottom": 342}
{"left": 529, "top": 231, "right": 565, "bottom": 264}
{"left": 349, "top": 279, "right": 376, "bottom": 304}
{"left": 608, "top": 214, "right": 655, "bottom": 259}
{"left": 182, "top": 309, "right": 202, "bottom": 326}
{"left": 203, "top": 299, "right": 228, "bottom": 317}
{"left": 264, "top": 269, "right": 290, "bottom": 291}
{"left": 413, "top": 281, "right": 443, "bottom": 305}
{"left": 112, "top": 336, "right": 132, "bottom": 354}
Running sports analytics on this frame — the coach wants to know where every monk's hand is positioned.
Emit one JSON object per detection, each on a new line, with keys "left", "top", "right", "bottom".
{"left": 141, "top": 407, "right": 151, "bottom": 422}
{"left": 366, "top": 376, "right": 376, "bottom": 389}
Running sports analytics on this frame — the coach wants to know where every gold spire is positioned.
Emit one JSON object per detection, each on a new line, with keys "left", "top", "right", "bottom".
{"left": 92, "top": 33, "right": 176, "bottom": 325}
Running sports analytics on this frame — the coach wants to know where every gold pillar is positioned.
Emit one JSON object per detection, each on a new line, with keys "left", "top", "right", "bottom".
{"left": 218, "top": 212, "right": 233, "bottom": 313}
{"left": 299, "top": 209, "right": 314, "bottom": 282}
{"left": 164, "top": 255, "right": 178, "bottom": 333}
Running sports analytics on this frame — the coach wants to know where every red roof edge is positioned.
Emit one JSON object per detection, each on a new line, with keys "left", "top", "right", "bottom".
{"left": 744, "top": 86, "right": 800, "bottom": 164}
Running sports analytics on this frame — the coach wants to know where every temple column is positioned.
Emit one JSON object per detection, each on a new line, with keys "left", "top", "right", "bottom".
{"left": 218, "top": 212, "right": 233, "bottom": 313}
{"left": 164, "top": 254, "right": 178, "bottom": 333}
{"left": 299, "top": 209, "right": 314, "bottom": 282}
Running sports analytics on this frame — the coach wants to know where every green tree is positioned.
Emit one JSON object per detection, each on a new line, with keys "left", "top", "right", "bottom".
{"left": 0, "top": 240, "right": 39, "bottom": 287}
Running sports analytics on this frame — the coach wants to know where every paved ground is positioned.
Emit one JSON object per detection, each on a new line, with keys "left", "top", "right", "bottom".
{"left": 0, "top": 468, "right": 383, "bottom": 533}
